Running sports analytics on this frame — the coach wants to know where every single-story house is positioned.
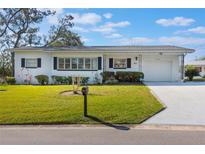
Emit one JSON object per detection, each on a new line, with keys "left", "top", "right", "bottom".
{"left": 10, "top": 46, "right": 194, "bottom": 84}
{"left": 186, "top": 60, "right": 205, "bottom": 77}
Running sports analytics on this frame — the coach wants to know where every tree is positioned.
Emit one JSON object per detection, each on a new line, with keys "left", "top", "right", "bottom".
{"left": 0, "top": 9, "right": 83, "bottom": 79}
{"left": 185, "top": 65, "right": 199, "bottom": 81}
{"left": 0, "top": 50, "right": 12, "bottom": 78}
{"left": 0, "top": 9, "right": 55, "bottom": 78}
{"left": 23, "top": 28, "right": 42, "bottom": 47}
{"left": 0, "top": 9, "right": 54, "bottom": 48}
{"left": 43, "top": 15, "right": 83, "bottom": 47}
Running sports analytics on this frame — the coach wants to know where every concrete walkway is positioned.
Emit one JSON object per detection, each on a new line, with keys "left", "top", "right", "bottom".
{"left": 144, "top": 82, "right": 205, "bottom": 125}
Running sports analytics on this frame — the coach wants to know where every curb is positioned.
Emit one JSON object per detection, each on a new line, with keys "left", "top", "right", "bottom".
{"left": 1, "top": 124, "right": 205, "bottom": 131}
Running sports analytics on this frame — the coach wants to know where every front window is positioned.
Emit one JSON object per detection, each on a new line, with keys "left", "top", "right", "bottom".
{"left": 114, "top": 58, "right": 127, "bottom": 69}
{"left": 71, "top": 58, "right": 77, "bottom": 70}
{"left": 65, "top": 58, "right": 70, "bottom": 69}
{"left": 78, "top": 58, "right": 84, "bottom": 70}
{"left": 58, "top": 58, "right": 64, "bottom": 69}
{"left": 85, "top": 58, "right": 91, "bottom": 70}
{"left": 58, "top": 57, "right": 98, "bottom": 70}
{"left": 91, "top": 58, "right": 98, "bottom": 70}
{"left": 25, "top": 59, "right": 37, "bottom": 68}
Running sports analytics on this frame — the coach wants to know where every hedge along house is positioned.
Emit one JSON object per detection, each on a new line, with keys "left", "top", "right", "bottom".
{"left": 10, "top": 46, "right": 194, "bottom": 84}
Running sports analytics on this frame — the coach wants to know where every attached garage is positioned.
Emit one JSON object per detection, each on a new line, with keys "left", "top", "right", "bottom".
{"left": 142, "top": 57, "right": 173, "bottom": 82}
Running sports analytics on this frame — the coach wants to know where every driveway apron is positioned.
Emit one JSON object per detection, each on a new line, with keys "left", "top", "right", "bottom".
{"left": 144, "top": 82, "right": 205, "bottom": 125}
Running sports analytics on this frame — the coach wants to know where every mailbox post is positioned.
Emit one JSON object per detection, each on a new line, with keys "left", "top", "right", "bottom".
{"left": 81, "top": 86, "right": 89, "bottom": 117}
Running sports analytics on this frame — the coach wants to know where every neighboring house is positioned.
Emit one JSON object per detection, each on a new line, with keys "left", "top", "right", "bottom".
{"left": 186, "top": 60, "right": 205, "bottom": 77}
{"left": 10, "top": 46, "right": 194, "bottom": 84}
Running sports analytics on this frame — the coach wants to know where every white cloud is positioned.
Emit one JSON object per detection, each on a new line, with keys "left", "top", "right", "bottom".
{"left": 105, "top": 33, "right": 123, "bottom": 39}
{"left": 103, "top": 13, "right": 112, "bottom": 19}
{"left": 159, "top": 36, "right": 205, "bottom": 45}
{"left": 47, "top": 8, "right": 64, "bottom": 24}
{"left": 72, "top": 26, "right": 89, "bottom": 33}
{"left": 92, "top": 26, "right": 115, "bottom": 33}
{"left": 116, "top": 37, "right": 154, "bottom": 45}
{"left": 175, "top": 26, "right": 205, "bottom": 34}
{"left": 104, "top": 21, "right": 130, "bottom": 28}
{"left": 156, "top": 17, "right": 195, "bottom": 26}
{"left": 92, "top": 21, "right": 130, "bottom": 33}
{"left": 69, "top": 13, "right": 101, "bottom": 25}
{"left": 115, "top": 36, "right": 205, "bottom": 46}
{"left": 81, "top": 37, "right": 91, "bottom": 43}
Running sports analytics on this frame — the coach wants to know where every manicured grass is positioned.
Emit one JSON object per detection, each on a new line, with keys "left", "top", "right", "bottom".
{"left": 0, "top": 85, "right": 164, "bottom": 124}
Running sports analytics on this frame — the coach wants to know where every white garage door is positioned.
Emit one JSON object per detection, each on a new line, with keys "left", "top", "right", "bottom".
{"left": 142, "top": 59, "right": 172, "bottom": 81}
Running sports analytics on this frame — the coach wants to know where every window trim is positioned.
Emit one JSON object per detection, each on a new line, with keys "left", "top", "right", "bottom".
{"left": 113, "top": 58, "right": 127, "bottom": 69}
{"left": 25, "top": 58, "right": 38, "bottom": 68}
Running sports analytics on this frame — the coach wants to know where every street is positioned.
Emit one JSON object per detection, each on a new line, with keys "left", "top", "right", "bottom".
{"left": 1, "top": 125, "right": 205, "bottom": 145}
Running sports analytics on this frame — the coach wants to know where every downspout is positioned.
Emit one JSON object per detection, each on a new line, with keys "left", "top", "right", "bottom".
{"left": 181, "top": 53, "right": 186, "bottom": 81}
{"left": 102, "top": 54, "right": 105, "bottom": 72}
{"left": 139, "top": 54, "right": 142, "bottom": 72}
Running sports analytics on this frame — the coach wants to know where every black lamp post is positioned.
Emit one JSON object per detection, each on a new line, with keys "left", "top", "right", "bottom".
{"left": 81, "top": 86, "right": 89, "bottom": 117}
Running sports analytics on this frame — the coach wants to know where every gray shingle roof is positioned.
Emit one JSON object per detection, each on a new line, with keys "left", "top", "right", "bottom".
{"left": 10, "top": 45, "right": 195, "bottom": 53}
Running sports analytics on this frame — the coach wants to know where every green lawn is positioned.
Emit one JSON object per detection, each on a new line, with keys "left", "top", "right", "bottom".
{"left": 0, "top": 85, "right": 164, "bottom": 124}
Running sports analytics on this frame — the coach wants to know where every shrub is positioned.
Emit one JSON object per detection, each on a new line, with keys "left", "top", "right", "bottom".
{"left": 115, "top": 71, "right": 144, "bottom": 82}
{"left": 185, "top": 65, "right": 199, "bottom": 81}
{"left": 35, "top": 75, "right": 49, "bottom": 85}
{"left": 5, "top": 77, "right": 16, "bottom": 85}
{"left": 51, "top": 76, "right": 72, "bottom": 84}
{"left": 100, "top": 71, "right": 115, "bottom": 83}
{"left": 81, "top": 77, "right": 89, "bottom": 85}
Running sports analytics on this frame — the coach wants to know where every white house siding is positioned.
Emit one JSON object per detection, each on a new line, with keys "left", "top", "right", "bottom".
{"left": 104, "top": 53, "right": 181, "bottom": 82}
{"left": 104, "top": 53, "right": 141, "bottom": 72}
{"left": 192, "top": 65, "right": 205, "bottom": 77}
{"left": 15, "top": 51, "right": 103, "bottom": 84}
{"left": 14, "top": 51, "right": 51, "bottom": 84}
{"left": 186, "top": 60, "right": 205, "bottom": 77}
{"left": 50, "top": 52, "right": 103, "bottom": 84}
{"left": 199, "top": 66, "right": 205, "bottom": 77}
{"left": 14, "top": 50, "right": 184, "bottom": 84}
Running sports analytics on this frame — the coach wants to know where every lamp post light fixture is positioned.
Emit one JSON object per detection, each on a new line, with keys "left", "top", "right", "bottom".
{"left": 81, "top": 86, "right": 89, "bottom": 117}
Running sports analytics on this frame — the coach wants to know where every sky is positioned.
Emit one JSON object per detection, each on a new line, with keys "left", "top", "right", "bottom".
{"left": 39, "top": 8, "right": 205, "bottom": 62}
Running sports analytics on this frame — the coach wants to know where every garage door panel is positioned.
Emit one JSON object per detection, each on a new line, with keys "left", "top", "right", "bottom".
{"left": 142, "top": 59, "right": 172, "bottom": 81}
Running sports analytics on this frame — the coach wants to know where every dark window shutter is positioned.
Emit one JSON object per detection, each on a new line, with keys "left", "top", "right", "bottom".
{"left": 98, "top": 57, "right": 102, "bottom": 70}
{"left": 37, "top": 58, "right": 41, "bottom": 67}
{"left": 127, "top": 58, "right": 131, "bottom": 68}
{"left": 54, "top": 57, "right": 57, "bottom": 70}
{"left": 21, "top": 58, "right": 25, "bottom": 67}
{"left": 109, "top": 58, "right": 113, "bottom": 68}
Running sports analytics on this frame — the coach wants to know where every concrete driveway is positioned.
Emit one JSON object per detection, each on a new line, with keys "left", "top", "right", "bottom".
{"left": 144, "top": 82, "right": 205, "bottom": 125}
